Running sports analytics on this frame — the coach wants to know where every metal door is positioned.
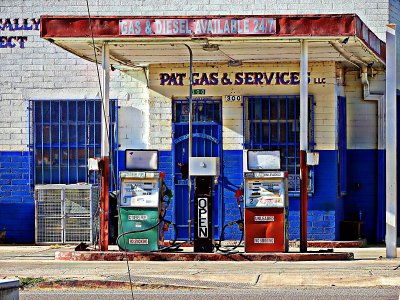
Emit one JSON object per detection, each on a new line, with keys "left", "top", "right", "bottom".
{"left": 173, "top": 98, "right": 222, "bottom": 240}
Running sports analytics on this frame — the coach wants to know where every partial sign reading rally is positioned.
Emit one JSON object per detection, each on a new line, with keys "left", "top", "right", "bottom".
{"left": 0, "top": 18, "right": 40, "bottom": 48}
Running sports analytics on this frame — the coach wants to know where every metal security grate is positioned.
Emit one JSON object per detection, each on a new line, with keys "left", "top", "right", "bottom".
{"left": 243, "top": 95, "right": 315, "bottom": 193}
{"left": 35, "top": 184, "right": 97, "bottom": 244}
{"left": 29, "top": 98, "right": 118, "bottom": 186}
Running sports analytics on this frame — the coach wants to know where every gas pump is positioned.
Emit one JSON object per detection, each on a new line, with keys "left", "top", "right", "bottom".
{"left": 189, "top": 157, "right": 219, "bottom": 252}
{"left": 117, "top": 150, "right": 164, "bottom": 252}
{"left": 243, "top": 150, "right": 289, "bottom": 253}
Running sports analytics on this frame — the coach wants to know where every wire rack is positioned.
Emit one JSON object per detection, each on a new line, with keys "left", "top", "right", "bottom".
{"left": 35, "top": 184, "right": 98, "bottom": 244}
{"left": 36, "top": 217, "right": 63, "bottom": 243}
{"left": 64, "top": 217, "right": 92, "bottom": 243}
{"left": 35, "top": 187, "right": 63, "bottom": 217}
{"left": 65, "top": 189, "right": 92, "bottom": 217}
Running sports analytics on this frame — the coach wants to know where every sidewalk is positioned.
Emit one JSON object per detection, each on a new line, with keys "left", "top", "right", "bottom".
{"left": 0, "top": 245, "right": 399, "bottom": 289}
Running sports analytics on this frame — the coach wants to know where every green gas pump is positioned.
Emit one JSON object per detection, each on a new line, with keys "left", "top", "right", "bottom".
{"left": 117, "top": 150, "right": 163, "bottom": 252}
{"left": 118, "top": 171, "right": 163, "bottom": 251}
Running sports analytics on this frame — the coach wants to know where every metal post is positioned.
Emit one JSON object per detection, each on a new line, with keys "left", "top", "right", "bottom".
{"left": 100, "top": 43, "right": 110, "bottom": 251}
{"left": 184, "top": 44, "right": 193, "bottom": 242}
{"left": 300, "top": 40, "right": 309, "bottom": 253}
{"left": 386, "top": 24, "right": 397, "bottom": 258}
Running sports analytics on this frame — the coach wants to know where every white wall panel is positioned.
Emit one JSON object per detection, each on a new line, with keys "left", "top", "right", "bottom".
{"left": 0, "top": 1, "right": 394, "bottom": 151}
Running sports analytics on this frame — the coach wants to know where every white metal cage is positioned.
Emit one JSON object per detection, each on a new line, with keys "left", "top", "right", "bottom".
{"left": 35, "top": 184, "right": 98, "bottom": 244}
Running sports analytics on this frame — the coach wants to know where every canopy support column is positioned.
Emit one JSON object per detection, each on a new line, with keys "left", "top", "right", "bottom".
{"left": 300, "top": 40, "right": 309, "bottom": 253}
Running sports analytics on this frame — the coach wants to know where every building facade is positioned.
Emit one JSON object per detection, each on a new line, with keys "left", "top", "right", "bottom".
{"left": 0, "top": 0, "right": 399, "bottom": 244}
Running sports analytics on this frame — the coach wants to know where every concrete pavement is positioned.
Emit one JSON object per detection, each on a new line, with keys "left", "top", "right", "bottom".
{"left": 0, "top": 245, "right": 400, "bottom": 289}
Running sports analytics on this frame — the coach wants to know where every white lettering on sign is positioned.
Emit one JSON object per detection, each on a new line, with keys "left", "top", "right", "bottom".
{"left": 129, "top": 239, "right": 149, "bottom": 245}
{"left": 120, "top": 18, "right": 276, "bottom": 36}
{"left": 254, "top": 171, "right": 285, "bottom": 178}
{"left": 198, "top": 197, "right": 208, "bottom": 238}
{"left": 128, "top": 215, "right": 148, "bottom": 221}
{"left": 254, "top": 215, "right": 274, "bottom": 222}
{"left": 254, "top": 238, "right": 275, "bottom": 244}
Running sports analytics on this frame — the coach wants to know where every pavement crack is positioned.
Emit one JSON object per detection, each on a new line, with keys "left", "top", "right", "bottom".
{"left": 190, "top": 271, "right": 201, "bottom": 275}
{"left": 253, "top": 274, "right": 261, "bottom": 286}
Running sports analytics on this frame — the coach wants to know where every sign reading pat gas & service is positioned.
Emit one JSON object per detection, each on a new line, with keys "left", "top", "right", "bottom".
{"left": 120, "top": 18, "right": 276, "bottom": 36}
{"left": 158, "top": 72, "right": 327, "bottom": 86}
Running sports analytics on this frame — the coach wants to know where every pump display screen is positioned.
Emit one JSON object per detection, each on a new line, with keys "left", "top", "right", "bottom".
{"left": 125, "top": 150, "right": 158, "bottom": 171}
{"left": 247, "top": 150, "right": 281, "bottom": 170}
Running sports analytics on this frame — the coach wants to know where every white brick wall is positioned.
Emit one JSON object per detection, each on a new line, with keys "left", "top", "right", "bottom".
{"left": 389, "top": 0, "right": 400, "bottom": 89}
{"left": 0, "top": 0, "right": 395, "bottom": 151}
{"left": 345, "top": 70, "right": 385, "bottom": 149}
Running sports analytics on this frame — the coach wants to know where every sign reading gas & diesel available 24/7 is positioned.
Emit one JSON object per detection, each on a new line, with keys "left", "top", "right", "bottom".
{"left": 120, "top": 17, "right": 276, "bottom": 36}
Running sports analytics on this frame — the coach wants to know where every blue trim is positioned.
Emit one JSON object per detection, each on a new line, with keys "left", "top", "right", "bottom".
{"left": 338, "top": 96, "right": 347, "bottom": 195}
{"left": 174, "top": 133, "right": 220, "bottom": 145}
{"left": 377, "top": 149, "right": 385, "bottom": 242}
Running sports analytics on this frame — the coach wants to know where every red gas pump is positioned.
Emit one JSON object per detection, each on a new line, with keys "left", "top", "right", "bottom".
{"left": 243, "top": 151, "right": 289, "bottom": 253}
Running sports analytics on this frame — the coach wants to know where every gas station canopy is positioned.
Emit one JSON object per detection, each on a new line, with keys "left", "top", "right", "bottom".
{"left": 40, "top": 14, "right": 385, "bottom": 70}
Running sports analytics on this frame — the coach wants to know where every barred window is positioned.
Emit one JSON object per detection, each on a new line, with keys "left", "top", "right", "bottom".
{"left": 30, "top": 99, "right": 118, "bottom": 185}
{"left": 243, "top": 95, "right": 314, "bottom": 193}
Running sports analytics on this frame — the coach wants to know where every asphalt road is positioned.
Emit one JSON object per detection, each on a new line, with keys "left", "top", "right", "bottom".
{"left": 20, "top": 287, "right": 400, "bottom": 300}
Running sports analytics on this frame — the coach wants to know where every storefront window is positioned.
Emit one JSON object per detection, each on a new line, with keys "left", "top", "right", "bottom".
{"left": 30, "top": 99, "right": 118, "bottom": 185}
{"left": 244, "top": 95, "right": 314, "bottom": 193}
{"left": 173, "top": 99, "right": 221, "bottom": 123}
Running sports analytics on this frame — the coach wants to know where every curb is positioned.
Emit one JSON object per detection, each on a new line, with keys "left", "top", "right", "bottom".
{"left": 32, "top": 280, "right": 197, "bottom": 290}
{"left": 55, "top": 250, "right": 354, "bottom": 261}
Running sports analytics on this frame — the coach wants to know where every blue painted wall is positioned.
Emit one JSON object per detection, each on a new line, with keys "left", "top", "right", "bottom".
{"left": 0, "top": 151, "right": 34, "bottom": 244}
{"left": 222, "top": 150, "right": 244, "bottom": 240}
{"left": 344, "top": 149, "right": 378, "bottom": 242}
{"left": 1, "top": 148, "right": 379, "bottom": 244}
{"left": 288, "top": 150, "right": 340, "bottom": 241}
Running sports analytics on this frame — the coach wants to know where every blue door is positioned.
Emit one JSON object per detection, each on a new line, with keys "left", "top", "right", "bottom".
{"left": 173, "top": 98, "right": 222, "bottom": 240}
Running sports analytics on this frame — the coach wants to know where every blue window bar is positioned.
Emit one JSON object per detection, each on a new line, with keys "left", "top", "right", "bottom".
{"left": 30, "top": 99, "right": 118, "bottom": 187}
{"left": 243, "top": 95, "right": 315, "bottom": 193}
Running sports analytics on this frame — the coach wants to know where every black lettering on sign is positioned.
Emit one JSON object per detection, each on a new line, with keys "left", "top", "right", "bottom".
{"left": 198, "top": 197, "right": 208, "bottom": 238}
